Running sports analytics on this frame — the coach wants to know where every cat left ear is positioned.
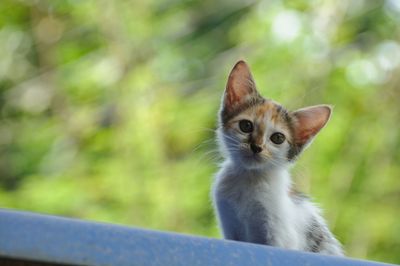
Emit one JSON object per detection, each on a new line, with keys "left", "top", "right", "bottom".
{"left": 222, "top": 60, "right": 260, "bottom": 112}
{"left": 292, "top": 105, "right": 332, "bottom": 148}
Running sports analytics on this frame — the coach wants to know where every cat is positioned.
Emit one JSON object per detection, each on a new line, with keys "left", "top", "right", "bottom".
{"left": 211, "top": 60, "right": 343, "bottom": 256}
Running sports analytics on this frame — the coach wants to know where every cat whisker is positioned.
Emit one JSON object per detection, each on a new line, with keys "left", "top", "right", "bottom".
{"left": 268, "top": 159, "right": 288, "bottom": 169}
{"left": 200, "top": 127, "right": 217, "bottom": 133}
{"left": 197, "top": 149, "right": 223, "bottom": 164}
{"left": 220, "top": 135, "right": 242, "bottom": 144}
{"left": 191, "top": 138, "right": 216, "bottom": 153}
{"left": 257, "top": 154, "right": 288, "bottom": 168}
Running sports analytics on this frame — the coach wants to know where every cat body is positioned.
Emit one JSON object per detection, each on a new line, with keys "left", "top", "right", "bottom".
{"left": 211, "top": 60, "right": 343, "bottom": 256}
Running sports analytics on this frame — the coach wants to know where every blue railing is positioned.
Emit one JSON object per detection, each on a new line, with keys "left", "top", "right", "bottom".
{"left": 0, "top": 209, "right": 395, "bottom": 266}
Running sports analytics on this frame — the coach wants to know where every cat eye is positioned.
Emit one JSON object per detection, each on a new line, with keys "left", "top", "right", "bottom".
{"left": 238, "top": 120, "right": 253, "bottom": 133}
{"left": 270, "top": 132, "right": 285, "bottom": 144}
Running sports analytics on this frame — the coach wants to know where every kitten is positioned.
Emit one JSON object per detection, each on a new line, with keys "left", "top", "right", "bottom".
{"left": 211, "top": 60, "right": 343, "bottom": 256}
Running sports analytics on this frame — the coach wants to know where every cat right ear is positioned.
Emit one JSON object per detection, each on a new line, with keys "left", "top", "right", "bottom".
{"left": 292, "top": 105, "right": 332, "bottom": 148}
{"left": 222, "top": 60, "right": 259, "bottom": 112}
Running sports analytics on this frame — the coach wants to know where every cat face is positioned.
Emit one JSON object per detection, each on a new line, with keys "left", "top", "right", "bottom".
{"left": 218, "top": 61, "right": 331, "bottom": 170}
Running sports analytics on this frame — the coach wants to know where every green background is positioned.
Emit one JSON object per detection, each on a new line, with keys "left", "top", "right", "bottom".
{"left": 1, "top": 0, "right": 399, "bottom": 263}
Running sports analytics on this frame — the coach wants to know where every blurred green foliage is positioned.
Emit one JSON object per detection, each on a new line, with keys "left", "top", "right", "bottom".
{"left": 1, "top": 0, "right": 400, "bottom": 263}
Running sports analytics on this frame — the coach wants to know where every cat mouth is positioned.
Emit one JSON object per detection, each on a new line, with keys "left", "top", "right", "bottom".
{"left": 237, "top": 154, "right": 268, "bottom": 169}
{"left": 242, "top": 152, "right": 265, "bottom": 163}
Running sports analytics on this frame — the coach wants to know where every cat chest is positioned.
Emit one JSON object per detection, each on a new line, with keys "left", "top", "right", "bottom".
{"left": 219, "top": 181, "right": 301, "bottom": 246}
{"left": 223, "top": 181, "right": 279, "bottom": 216}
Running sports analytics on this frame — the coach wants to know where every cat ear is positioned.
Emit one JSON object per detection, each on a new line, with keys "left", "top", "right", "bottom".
{"left": 292, "top": 105, "right": 332, "bottom": 148}
{"left": 222, "top": 60, "right": 259, "bottom": 111}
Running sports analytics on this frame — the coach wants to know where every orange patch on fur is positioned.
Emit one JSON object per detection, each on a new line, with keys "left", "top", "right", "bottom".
{"left": 256, "top": 102, "right": 272, "bottom": 117}
{"left": 270, "top": 107, "right": 282, "bottom": 124}
{"left": 254, "top": 101, "right": 283, "bottom": 124}
{"left": 253, "top": 126, "right": 265, "bottom": 146}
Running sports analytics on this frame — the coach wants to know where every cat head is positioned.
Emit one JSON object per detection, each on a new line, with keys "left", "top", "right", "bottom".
{"left": 217, "top": 60, "right": 331, "bottom": 170}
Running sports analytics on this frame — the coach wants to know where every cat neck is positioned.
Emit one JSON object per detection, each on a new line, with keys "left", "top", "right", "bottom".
{"left": 217, "top": 159, "right": 292, "bottom": 202}
{"left": 226, "top": 158, "right": 287, "bottom": 175}
{"left": 222, "top": 159, "right": 291, "bottom": 188}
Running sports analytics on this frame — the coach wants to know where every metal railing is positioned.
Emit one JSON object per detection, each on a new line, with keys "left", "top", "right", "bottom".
{"left": 0, "top": 209, "right": 395, "bottom": 266}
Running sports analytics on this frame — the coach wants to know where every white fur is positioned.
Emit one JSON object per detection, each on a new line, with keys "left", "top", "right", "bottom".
{"left": 212, "top": 159, "right": 343, "bottom": 255}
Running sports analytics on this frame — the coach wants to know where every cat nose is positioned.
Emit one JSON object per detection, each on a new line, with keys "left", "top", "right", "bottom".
{"left": 250, "top": 143, "right": 263, "bottom": 154}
